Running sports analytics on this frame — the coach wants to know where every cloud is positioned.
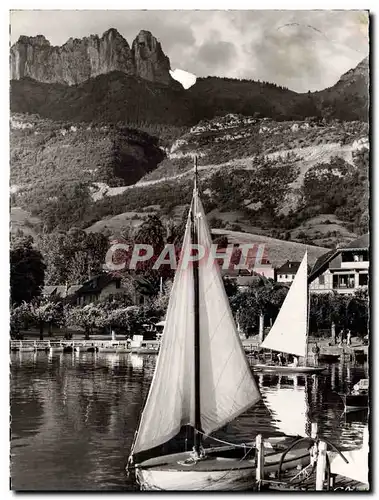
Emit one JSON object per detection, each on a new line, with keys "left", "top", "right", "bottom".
{"left": 10, "top": 10, "right": 369, "bottom": 92}
{"left": 195, "top": 39, "right": 237, "bottom": 74}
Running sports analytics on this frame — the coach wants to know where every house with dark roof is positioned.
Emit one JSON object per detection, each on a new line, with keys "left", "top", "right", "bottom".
{"left": 222, "top": 268, "right": 268, "bottom": 290}
{"left": 75, "top": 274, "right": 123, "bottom": 305}
{"left": 308, "top": 233, "right": 369, "bottom": 294}
{"left": 42, "top": 284, "right": 82, "bottom": 299}
{"left": 276, "top": 261, "right": 301, "bottom": 283}
{"left": 75, "top": 273, "right": 153, "bottom": 306}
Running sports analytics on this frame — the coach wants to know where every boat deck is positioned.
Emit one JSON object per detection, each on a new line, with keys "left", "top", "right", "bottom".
{"left": 137, "top": 440, "right": 310, "bottom": 473}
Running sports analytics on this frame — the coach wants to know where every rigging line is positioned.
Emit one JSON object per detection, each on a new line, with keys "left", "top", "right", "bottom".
{"left": 197, "top": 429, "right": 252, "bottom": 449}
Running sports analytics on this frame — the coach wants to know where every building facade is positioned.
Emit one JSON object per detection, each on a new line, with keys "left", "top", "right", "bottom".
{"left": 276, "top": 261, "right": 301, "bottom": 283}
{"left": 308, "top": 234, "right": 369, "bottom": 294}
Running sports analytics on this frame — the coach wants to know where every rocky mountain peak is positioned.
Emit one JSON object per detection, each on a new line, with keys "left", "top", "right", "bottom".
{"left": 336, "top": 56, "right": 369, "bottom": 86}
{"left": 132, "top": 30, "right": 172, "bottom": 84}
{"left": 17, "top": 34, "right": 51, "bottom": 47}
{"left": 10, "top": 28, "right": 173, "bottom": 86}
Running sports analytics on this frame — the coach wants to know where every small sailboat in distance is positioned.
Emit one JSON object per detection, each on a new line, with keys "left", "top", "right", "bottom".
{"left": 126, "top": 159, "right": 311, "bottom": 491}
{"left": 253, "top": 252, "right": 325, "bottom": 374}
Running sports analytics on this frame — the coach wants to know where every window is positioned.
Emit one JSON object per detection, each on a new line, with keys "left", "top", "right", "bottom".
{"left": 116, "top": 279, "right": 121, "bottom": 289}
{"left": 342, "top": 251, "right": 368, "bottom": 262}
{"left": 285, "top": 274, "right": 288, "bottom": 279}
{"left": 359, "top": 273, "right": 368, "bottom": 286}
{"left": 318, "top": 275, "right": 325, "bottom": 286}
{"left": 333, "top": 274, "right": 355, "bottom": 289}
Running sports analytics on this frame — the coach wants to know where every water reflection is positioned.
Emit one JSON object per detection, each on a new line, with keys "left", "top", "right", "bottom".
{"left": 10, "top": 353, "right": 369, "bottom": 491}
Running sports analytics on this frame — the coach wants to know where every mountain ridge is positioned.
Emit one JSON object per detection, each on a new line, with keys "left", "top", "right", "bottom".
{"left": 10, "top": 28, "right": 176, "bottom": 86}
{"left": 10, "top": 55, "right": 368, "bottom": 124}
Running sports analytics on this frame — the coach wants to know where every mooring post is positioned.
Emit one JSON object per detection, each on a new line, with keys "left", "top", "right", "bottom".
{"left": 255, "top": 434, "right": 264, "bottom": 488}
{"left": 315, "top": 440, "right": 327, "bottom": 491}
{"left": 311, "top": 422, "right": 318, "bottom": 439}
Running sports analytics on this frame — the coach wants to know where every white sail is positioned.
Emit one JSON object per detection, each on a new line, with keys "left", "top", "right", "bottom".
{"left": 132, "top": 191, "right": 261, "bottom": 455}
{"left": 260, "top": 252, "right": 308, "bottom": 358}
{"left": 195, "top": 192, "right": 261, "bottom": 435}
{"left": 132, "top": 206, "right": 195, "bottom": 454}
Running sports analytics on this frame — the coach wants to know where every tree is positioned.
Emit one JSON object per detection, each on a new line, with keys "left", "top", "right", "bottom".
{"left": 66, "top": 304, "right": 105, "bottom": 339}
{"left": 10, "top": 302, "right": 33, "bottom": 339}
{"left": 37, "top": 229, "right": 109, "bottom": 285}
{"left": 223, "top": 277, "right": 238, "bottom": 298}
{"left": 150, "top": 280, "right": 173, "bottom": 318}
{"left": 135, "top": 215, "right": 165, "bottom": 255}
{"left": 29, "top": 299, "right": 63, "bottom": 340}
{"left": 10, "top": 234, "right": 46, "bottom": 305}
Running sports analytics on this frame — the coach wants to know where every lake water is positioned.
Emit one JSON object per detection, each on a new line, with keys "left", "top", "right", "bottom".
{"left": 10, "top": 352, "right": 369, "bottom": 491}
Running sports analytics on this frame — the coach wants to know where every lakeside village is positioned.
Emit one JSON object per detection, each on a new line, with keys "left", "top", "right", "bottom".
{"left": 10, "top": 218, "right": 369, "bottom": 360}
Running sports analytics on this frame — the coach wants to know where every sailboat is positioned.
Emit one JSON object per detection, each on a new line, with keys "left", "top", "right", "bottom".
{"left": 253, "top": 252, "right": 325, "bottom": 374}
{"left": 127, "top": 161, "right": 311, "bottom": 491}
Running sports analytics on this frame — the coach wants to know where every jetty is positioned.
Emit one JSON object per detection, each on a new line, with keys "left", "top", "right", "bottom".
{"left": 242, "top": 338, "right": 368, "bottom": 363}
{"left": 10, "top": 339, "right": 160, "bottom": 354}
{"left": 253, "top": 424, "right": 368, "bottom": 492}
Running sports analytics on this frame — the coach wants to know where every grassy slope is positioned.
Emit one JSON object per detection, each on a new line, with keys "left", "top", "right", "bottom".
{"left": 10, "top": 207, "right": 42, "bottom": 239}
{"left": 84, "top": 207, "right": 328, "bottom": 268}
{"left": 211, "top": 229, "right": 328, "bottom": 268}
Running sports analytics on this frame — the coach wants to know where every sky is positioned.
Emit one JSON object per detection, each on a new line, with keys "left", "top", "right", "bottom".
{"left": 10, "top": 10, "right": 369, "bottom": 92}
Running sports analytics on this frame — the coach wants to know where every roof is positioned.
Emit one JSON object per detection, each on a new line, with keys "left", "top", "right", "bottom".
{"left": 77, "top": 273, "right": 119, "bottom": 295}
{"left": 276, "top": 261, "right": 301, "bottom": 275}
{"left": 340, "top": 233, "right": 369, "bottom": 250}
{"left": 308, "top": 250, "right": 338, "bottom": 283}
{"left": 42, "top": 285, "right": 80, "bottom": 298}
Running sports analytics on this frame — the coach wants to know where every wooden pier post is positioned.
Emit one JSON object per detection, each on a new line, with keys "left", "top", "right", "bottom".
{"left": 311, "top": 422, "right": 318, "bottom": 439}
{"left": 315, "top": 440, "right": 327, "bottom": 491}
{"left": 255, "top": 434, "right": 264, "bottom": 488}
{"left": 331, "top": 322, "right": 336, "bottom": 345}
{"left": 258, "top": 314, "right": 264, "bottom": 343}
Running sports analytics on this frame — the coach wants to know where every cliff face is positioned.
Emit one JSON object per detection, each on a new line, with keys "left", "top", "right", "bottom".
{"left": 132, "top": 30, "right": 171, "bottom": 85}
{"left": 10, "top": 29, "right": 173, "bottom": 85}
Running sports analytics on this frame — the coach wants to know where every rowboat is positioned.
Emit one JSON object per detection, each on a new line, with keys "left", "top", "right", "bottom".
{"left": 340, "top": 379, "right": 369, "bottom": 412}
{"left": 253, "top": 364, "right": 324, "bottom": 374}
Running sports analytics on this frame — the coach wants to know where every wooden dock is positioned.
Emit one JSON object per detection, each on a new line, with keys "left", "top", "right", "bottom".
{"left": 254, "top": 430, "right": 369, "bottom": 492}
{"left": 260, "top": 472, "right": 368, "bottom": 491}
{"left": 242, "top": 339, "right": 368, "bottom": 362}
{"left": 10, "top": 339, "right": 160, "bottom": 354}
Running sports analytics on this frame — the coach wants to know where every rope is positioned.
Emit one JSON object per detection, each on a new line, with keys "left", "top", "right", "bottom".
{"left": 197, "top": 429, "right": 253, "bottom": 449}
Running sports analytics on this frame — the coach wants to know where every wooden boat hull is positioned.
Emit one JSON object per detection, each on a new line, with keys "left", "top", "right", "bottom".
{"left": 252, "top": 364, "right": 325, "bottom": 374}
{"left": 341, "top": 394, "right": 369, "bottom": 411}
{"left": 130, "top": 348, "right": 159, "bottom": 354}
{"left": 135, "top": 440, "right": 311, "bottom": 491}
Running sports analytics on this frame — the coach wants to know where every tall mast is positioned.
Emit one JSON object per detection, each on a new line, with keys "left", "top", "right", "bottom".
{"left": 305, "top": 249, "right": 310, "bottom": 364}
{"left": 192, "top": 155, "right": 202, "bottom": 454}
